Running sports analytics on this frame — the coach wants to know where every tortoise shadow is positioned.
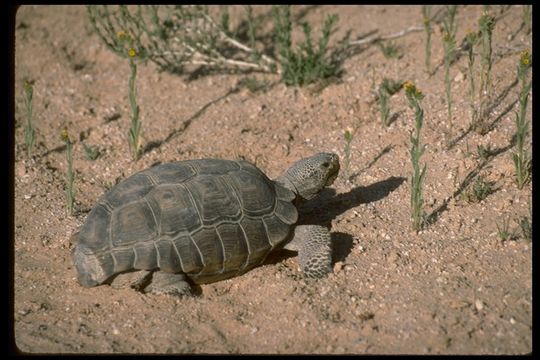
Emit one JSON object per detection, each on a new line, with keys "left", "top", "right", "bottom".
{"left": 302, "top": 176, "right": 405, "bottom": 264}
{"left": 331, "top": 231, "right": 355, "bottom": 264}
{"left": 264, "top": 176, "right": 406, "bottom": 268}
{"left": 298, "top": 176, "right": 407, "bottom": 226}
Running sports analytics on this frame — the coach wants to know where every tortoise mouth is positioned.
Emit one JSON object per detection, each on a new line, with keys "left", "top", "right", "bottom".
{"left": 326, "top": 172, "right": 338, "bottom": 186}
{"left": 325, "top": 155, "right": 340, "bottom": 186}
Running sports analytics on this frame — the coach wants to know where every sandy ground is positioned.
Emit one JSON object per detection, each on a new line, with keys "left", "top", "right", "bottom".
{"left": 13, "top": 5, "right": 532, "bottom": 354}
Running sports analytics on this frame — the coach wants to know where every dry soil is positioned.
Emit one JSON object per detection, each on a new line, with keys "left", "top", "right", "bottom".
{"left": 13, "top": 5, "right": 532, "bottom": 354}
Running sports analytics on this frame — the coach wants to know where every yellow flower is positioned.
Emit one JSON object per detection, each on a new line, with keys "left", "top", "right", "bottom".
{"left": 520, "top": 49, "right": 531, "bottom": 66}
{"left": 403, "top": 81, "right": 415, "bottom": 92}
{"left": 404, "top": 81, "right": 423, "bottom": 99}
{"left": 128, "top": 48, "right": 137, "bottom": 58}
{"left": 443, "top": 31, "right": 451, "bottom": 42}
{"left": 117, "top": 30, "right": 127, "bottom": 40}
{"left": 61, "top": 127, "right": 70, "bottom": 142}
{"left": 23, "top": 79, "right": 33, "bottom": 94}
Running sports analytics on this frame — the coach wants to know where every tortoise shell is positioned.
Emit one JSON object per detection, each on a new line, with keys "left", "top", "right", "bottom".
{"left": 73, "top": 159, "right": 298, "bottom": 286}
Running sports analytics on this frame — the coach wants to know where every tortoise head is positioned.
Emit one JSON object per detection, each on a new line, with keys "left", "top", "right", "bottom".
{"left": 277, "top": 152, "right": 340, "bottom": 201}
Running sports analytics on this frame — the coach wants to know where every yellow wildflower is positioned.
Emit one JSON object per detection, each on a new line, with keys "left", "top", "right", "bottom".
{"left": 117, "top": 30, "right": 127, "bottom": 40}
{"left": 128, "top": 48, "right": 137, "bottom": 58}
{"left": 23, "top": 80, "right": 33, "bottom": 97}
{"left": 520, "top": 49, "right": 531, "bottom": 66}
{"left": 404, "top": 81, "right": 423, "bottom": 99}
{"left": 403, "top": 81, "right": 415, "bottom": 92}
{"left": 443, "top": 31, "right": 451, "bottom": 42}
{"left": 61, "top": 127, "right": 70, "bottom": 142}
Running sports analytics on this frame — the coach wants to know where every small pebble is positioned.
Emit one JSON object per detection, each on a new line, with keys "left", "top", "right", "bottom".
{"left": 454, "top": 72, "right": 465, "bottom": 83}
{"left": 16, "top": 164, "right": 26, "bottom": 177}
{"left": 475, "top": 299, "right": 484, "bottom": 311}
{"left": 333, "top": 261, "right": 345, "bottom": 274}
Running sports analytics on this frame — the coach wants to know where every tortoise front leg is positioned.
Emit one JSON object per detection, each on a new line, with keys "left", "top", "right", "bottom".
{"left": 283, "top": 225, "right": 333, "bottom": 278}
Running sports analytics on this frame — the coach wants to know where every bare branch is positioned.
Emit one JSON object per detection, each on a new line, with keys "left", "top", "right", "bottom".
{"left": 349, "top": 25, "right": 424, "bottom": 47}
{"left": 200, "top": 12, "right": 278, "bottom": 69}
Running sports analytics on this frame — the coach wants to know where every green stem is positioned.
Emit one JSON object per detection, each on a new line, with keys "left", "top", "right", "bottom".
{"left": 406, "top": 90, "right": 426, "bottom": 232}
{"left": 66, "top": 139, "right": 74, "bottom": 215}
{"left": 24, "top": 83, "right": 35, "bottom": 156}
{"left": 467, "top": 44, "right": 477, "bottom": 126}
{"left": 128, "top": 58, "right": 141, "bottom": 160}
{"left": 422, "top": 5, "right": 432, "bottom": 74}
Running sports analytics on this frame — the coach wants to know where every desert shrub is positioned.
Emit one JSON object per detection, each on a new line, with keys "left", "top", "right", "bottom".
{"left": 87, "top": 5, "right": 344, "bottom": 87}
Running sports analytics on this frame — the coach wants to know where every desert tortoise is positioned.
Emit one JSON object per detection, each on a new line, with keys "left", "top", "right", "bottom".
{"left": 72, "top": 152, "right": 340, "bottom": 295}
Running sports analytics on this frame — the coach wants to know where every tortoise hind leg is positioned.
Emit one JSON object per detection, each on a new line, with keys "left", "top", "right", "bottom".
{"left": 108, "top": 270, "right": 153, "bottom": 291}
{"left": 145, "top": 271, "right": 193, "bottom": 297}
{"left": 283, "top": 225, "right": 333, "bottom": 278}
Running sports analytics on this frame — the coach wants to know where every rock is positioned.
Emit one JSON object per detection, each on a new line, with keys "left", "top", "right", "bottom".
{"left": 333, "top": 261, "right": 345, "bottom": 274}
{"left": 454, "top": 71, "right": 465, "bottom": 83}
{"left": 475, "top": 299, "right": 484, "bottom": 311}
{"left": 16, "top": 163, "right": 26, "bottom": 178}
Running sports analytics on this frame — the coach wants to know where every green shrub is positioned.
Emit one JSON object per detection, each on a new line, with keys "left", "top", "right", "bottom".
{"left": 273, "top": 5, "right": 342, "bottom": 86}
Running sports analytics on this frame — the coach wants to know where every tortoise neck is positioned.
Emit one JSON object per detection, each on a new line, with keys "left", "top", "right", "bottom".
{"left": 276, "top": 175, "right": 299, "bottom": 197}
